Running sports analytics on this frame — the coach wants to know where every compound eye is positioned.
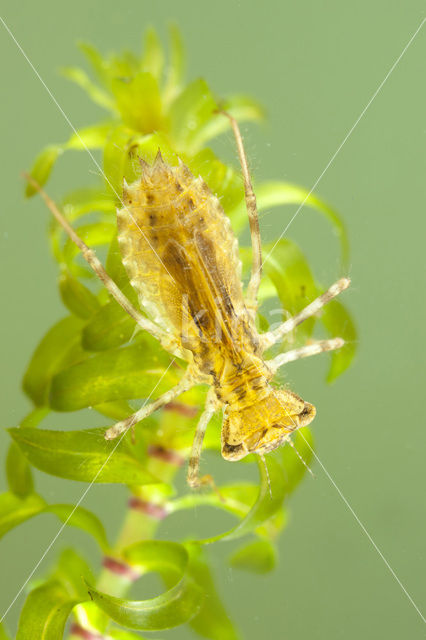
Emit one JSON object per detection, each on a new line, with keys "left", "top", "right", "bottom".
{"left": 222, "top": 442, "right": 243, "bottom": 456}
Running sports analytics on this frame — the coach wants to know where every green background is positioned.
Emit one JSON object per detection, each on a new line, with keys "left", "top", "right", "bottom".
{"left": 1, "top": 1, "right": 425, "bottom": 638}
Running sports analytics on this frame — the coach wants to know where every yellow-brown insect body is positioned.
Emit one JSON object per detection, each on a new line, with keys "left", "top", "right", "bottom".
{"left": 117, "top": 154, "right": 256, "bottom": 370}
{"left": 117, "top": 154, "right": 316, "bottom": 460}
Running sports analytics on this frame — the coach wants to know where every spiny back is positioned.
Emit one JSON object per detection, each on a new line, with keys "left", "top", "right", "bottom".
{"left": 116, "top": 152, "right": 253, "bottom": 367}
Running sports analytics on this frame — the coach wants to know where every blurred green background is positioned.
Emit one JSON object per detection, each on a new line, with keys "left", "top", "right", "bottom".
{"left": 1, "top": 1, "right": 425, "bottom": 638}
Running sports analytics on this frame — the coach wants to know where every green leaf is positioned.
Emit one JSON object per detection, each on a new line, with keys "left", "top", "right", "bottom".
{"left": 78, "top": 41, "right": 109, "bottom": 86}
{"left": 6, "top": 442, "right": 34, "bottom": 498}
{"left": 65, "top": 121, "right": 115, "bottom": 150}
{"left": 141, "top": 28, "right": 164, "bottom": 79}
{"left": 0, "top": 490, "right": 109, "bottom": 549}
{"left": 61, "top": 186, "right": 115, "bottom": 220}
{"left": 61, "top": 66, "right": 115, "bottom": 111}
{"left": 256, "top": 239, "right": 318, "bottom": 344}
{"left": 22, "top": 316, "right": 85, "bottom": 406}
{"left": 109, "top": 631, "right": 154, "bottom": 640}
{"left": 103, "top": 125, "right": 134, "bottom": 197}
{"left": 9, "top": 427, "right": 159, "bottom": 485}
{"left": 106, "top": 234, "right": 131, "bottom": 288}
{"left": 191, "top": 94, "right": 264, "bottom": 150}
{"left": 0, "top": 492, "right": 46, "bottom": 539}
{"left": 63, "top": 221, "right": 116, "bottom": 267}
{"left": 187, "top": 545, "right": 239, "bottom": 640}
{"left": 25, "top": 145, "right": 62, "bottom": 196}
{"left": 191, "top": 456, "right": 286, "bottom": 544}
{"left": 231, "top": 181, "right": 349, "bottom": 268}
{"left": 188, "top": 148, "right": 244, "bottom": 216}
{"left": 111, "top": 72, "right": 163, "bottom": 134}
{"left": 169, "top": 78, "right": 218, "bottom": 154}
{"left": 54, "top": 548, "right": 95, "bottom": 598}
{"left": 16, "top": 580, "right": 83, "bottom": 640}
{"left": 87, "top": 541, "right": 203, "bottom": 631}
{"left": 230, "top": 539, "right": 276, "bottom": 574}
{"left": 44, "top": 504, "right": 109, "bottom": 551}
{"left": 59, "top": 271, "right": 101, "bottom": 319}
{"left": 163, "top": 25, "right": 185, "bottom": 106}
{"left": 49, "top": 339, "right": 174, "bottom": 411}
{"left": 93, "top": 399, "right": 134, "bottom": 421}
{"left": 321, "top": 299, "right": 357, "bottom": 382}
{"left": 82, "top": 298, "right": 136, "bottom": 351}
{"left": 0, "top": 622, "right": 10, "bottom": 640}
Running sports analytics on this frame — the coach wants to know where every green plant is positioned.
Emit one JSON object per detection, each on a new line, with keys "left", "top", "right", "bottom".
{"left": 2, "top": 28, "right": 356, "bottom": 639}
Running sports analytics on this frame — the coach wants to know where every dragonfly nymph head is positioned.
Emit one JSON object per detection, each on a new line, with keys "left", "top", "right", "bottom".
{"left": 221, "top": 388, "right": 316, "bottom": 461}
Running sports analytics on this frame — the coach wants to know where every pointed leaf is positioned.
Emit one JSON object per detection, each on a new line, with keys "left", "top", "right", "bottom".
{"left": 111, "top": 72, "right": 163, "bottom": 134}
{"left": 61, "top": 66, "right": 115, "bottom": 111}
{"left": 0, "top": 490, "right": 109, "bottom": 549}
{"left": 6, "top": 442, "right": 34, "bottom": 498}
{"left": 9, "top": 427, "right": 159, "bottom": 485}
{"left": 82, "top": 298, "right": 136, "bottom": 351}
{"left": 49, "top": 339, "right": 174, "bottom": 411}
{"left": 188, "top": 148, "right": 244, "bottom": 216}
{"left": 16, "top": 580, "right": 83, "bottom": 640}
{"left": 0, "top": 622, "right": 10, "bottom": 640}
{"left": 59, "top": 271, "right": 101, "bottom": 319}
{"left": 61, "top": 186, "right": 115, "bottom": 219}
{"left": 103, "top": 125, "right": 134, "bottom": 198}
{"left": 0, "top": 492, "right": 46, "bottom": 539}
{"left": 163, "top": 25, "right": 185, "bottom": 105}
{"left": 169, "top": 78, "right": 217, "bottom": 154}
{"left": 141, "top": 28, "right": 164, "bottom": 79}
{"left": 257, "top": 239, "right": 318, "bottom": 344}
{"left": 231, "top": 181, "right": 349, "bottom": 268}
{"left": 78, "top": 41, "right": 109, "bottom": 86}
{"left": 25, "top": 145, "right": 62, "bottom": 196}
{"left": 321, "top": 299, "right": 357, "bottom": 382}
{"left": 22, "top": 316, "right": 85, "bottom": 406}
{"left": 65, "top": 121, "right": 115, "bottom": 150}
{"left": 192, "top": 94, "right": 264, "bottom": 150}
{"left": 230, "top": 539, "right": 276, "bottom": 574}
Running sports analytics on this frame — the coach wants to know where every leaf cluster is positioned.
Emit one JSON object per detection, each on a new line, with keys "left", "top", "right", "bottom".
{"left": 3, "top": 28, "right": 356, "bottom": 639}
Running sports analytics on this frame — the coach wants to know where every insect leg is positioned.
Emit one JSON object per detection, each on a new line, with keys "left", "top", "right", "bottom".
{"left": 218, "top": 111, "right": 262, "bottom": 314}
{"left": 24, "top": 173, "right": 169, "bottom": 345}
{"left": 105, "top": 374, "right": 195, "bottom": 440}
{"left": 267, "top": 338, "right": 345, "bottom": 374}
{"left": 261, "top": 277, "right": 350, "bottom": 350}
{"left": 187, "top": 392, "right": 217, "bottom": 489}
